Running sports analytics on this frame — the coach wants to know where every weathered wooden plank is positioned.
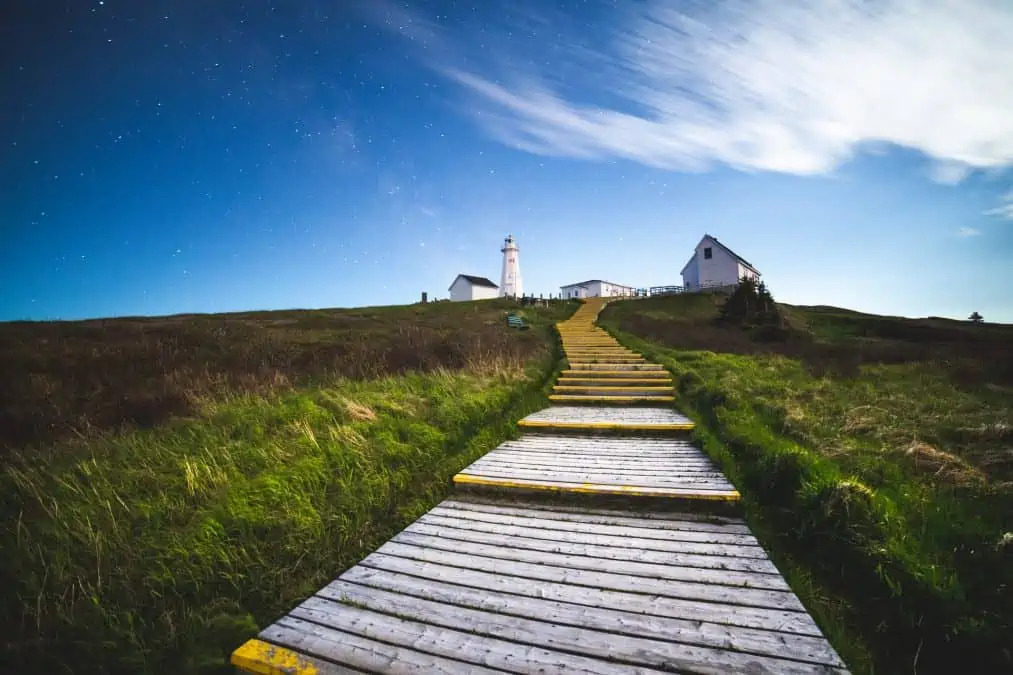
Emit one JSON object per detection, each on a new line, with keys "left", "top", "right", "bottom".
{"left": 393, "top": 529, "right": 789, "bottom": 592}
{"left": 496, "top": 443, "right": 705, "bottom": 458}
{"left": 565, "top": 363, "right": 666, "bottom": 370}
{"left": 498, "top": 435, "right": 705, "bottom": 452}
{"left": 505, "top": 435, "right": 700, "bottom": 449}
{"left": 560, "top": 369, "right": 671, "bottom": 377}
{"left": 377, "top": 540, "right": 802, "bottom": 610}
{"left": 521, "top": 406, "right": 693, "bottom": 426}
{"left": 511, "top": 435, "right": 696, "bottom": 445}
{"left": 472, "top": 454, "right": 723, "bottom": 474}
{"left": 547, "top": 394, "right": 674, "bottom": 401}
{"left": 482, "top": 447, "right": 718, "bottom": 465}
{"left": 497, "top": 443, "right": 703, "bottom": 457}
{"left": 417, "top": 512, "right": 768, "bottom": 560}
{"left": 360, "top": 553, "right": 824, "bottom": 637}
{"left": 494, "top": 441, "right": 709, "bottom": 453}
{"left": 480, "top": 454, "right": 720, "bottom": 471}
{"left": 510, "top": 434, "right": 696, "bottom": 445}
{"left": 309, "top": 582, "right": 842, "bottom": 674}
{"left": 255, "top": 623, "right": 490, "bottom": 674}
{"left": 459, "top": 460, "right": 725, "bottom": 481}
{"left": 440, "top": 498, "right": 751, "bottom": 534}
{"left": 457, "top": 465, "right": 736, "bottom": 490}
{"left": 408, "top": 519, "right": 780, "bottom": 575}
{"left": 427, "top": 505, "right": 757, "bottom": 546}
{"left": 453, "top": 473, "right": 740, "bottom": 500}
{"left": 465, "top": 460, "right": 726, "bottom": 481}
{"left": 460, "top": 461, "right": 725, "bottom": 481}
{"left": 283, "top": 602, "right": 664, "bottom": 675}
{"left": 335, "top": 567, "right": 845, "bottom": 667}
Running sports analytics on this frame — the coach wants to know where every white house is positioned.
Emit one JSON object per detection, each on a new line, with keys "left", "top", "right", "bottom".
{"left": 559, "top": 280, "right": 636, "bottom": 299}
{"left": 680, "top": 235, "right": 760, "bottom": 291}
{"left": 448, "top": 274, "right": 499, "bottom": 301}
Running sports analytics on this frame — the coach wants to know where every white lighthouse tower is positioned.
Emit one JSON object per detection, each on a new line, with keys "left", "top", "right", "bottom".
{"left": 499, "top": 234, "right": 523, "bottom": 298}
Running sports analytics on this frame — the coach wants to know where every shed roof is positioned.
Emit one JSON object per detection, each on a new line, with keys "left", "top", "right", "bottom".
{"left": 559, "top": 279, "right": 635, "bottom": 289}
{"left": 449, "top": 274, "right": 498, "bottom": 291}
{"left": 681, "top": 235, "right": 760, "bottom": 275}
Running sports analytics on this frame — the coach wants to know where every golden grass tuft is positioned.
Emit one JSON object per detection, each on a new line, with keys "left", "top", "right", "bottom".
{"left": 905, "top": 441, "right": 985, "bottom": 486}
{"left": 341, "top": 398, "right": 376, "bottom": 422}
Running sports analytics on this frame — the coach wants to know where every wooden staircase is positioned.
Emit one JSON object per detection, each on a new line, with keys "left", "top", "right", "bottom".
{"left": 231, "top": 296, "right": 850, "bottom": 674}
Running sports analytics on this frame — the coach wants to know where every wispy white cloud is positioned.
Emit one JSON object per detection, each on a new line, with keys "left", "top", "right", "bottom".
{"left": 957, "top": 226, "right": 981, "bottom": 237}
{"left": 984, "top": 190, "right": 1013, "bottom": 220}
{"left": 418, "top": 0, "right": 1013, "bottom": 181}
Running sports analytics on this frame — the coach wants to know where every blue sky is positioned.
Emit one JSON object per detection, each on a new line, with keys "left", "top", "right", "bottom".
{"left": 3, "top": 0, "right": 1012, "bottom": 322}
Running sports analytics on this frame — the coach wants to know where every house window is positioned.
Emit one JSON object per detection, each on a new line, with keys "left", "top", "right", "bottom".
{"left": 703, "top": 247, "right": 712, "bottom": 259}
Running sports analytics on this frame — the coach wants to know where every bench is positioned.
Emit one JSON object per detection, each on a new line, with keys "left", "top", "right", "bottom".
{"left": 506, "top": 314, "right": 528, "bottom": 329}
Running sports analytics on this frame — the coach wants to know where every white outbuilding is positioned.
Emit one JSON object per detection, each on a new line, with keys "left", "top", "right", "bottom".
{"left": 680, "top": 235, "right": 760, "bottom": 291}
{"left": 559, "top": 280, "right": 636, "bottom": 299}
{"left": 448, "top": 274, "right": 499, "bottom": 302}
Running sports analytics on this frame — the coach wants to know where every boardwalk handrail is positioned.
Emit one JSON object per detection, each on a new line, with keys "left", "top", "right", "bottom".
{"left": 649, "top": 281, "right": 738, "bottom": 296}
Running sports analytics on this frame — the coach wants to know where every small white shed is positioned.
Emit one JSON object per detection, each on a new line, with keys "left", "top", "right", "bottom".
{"left": 680, "top": 235, "right": 760, "bottom": 291}
{"left": 449, "top": 274, "right": 499, "bottom": 302}
{"left": 559, "top": 280, "right": 636, "bottom": 299}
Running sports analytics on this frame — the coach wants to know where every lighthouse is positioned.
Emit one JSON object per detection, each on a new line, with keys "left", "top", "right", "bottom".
{"left": 499, "top": 234, "right": 523, "bottom": 298}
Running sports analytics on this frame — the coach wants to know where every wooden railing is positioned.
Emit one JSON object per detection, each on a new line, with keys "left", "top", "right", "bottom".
{"left": 648, "top": 282, "right": 738, "bottom": 296}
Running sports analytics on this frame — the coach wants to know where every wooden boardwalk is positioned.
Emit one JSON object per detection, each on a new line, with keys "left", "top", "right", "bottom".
{"left": 232, "top": 297, "right": 848, "bottom": 674}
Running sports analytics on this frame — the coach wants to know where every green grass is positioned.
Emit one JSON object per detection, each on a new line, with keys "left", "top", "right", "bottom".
{"left": 1, "top": 297, "right": 576, "bottom": 451}
{"left": 0, "top": 299, "right": 575, "bottom": 674}
{"left": 602, "top": 295, "right": 1013, "bottom": 675}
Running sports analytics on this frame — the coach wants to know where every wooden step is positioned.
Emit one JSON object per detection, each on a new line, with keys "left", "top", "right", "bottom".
{"left": 553, "top": 386, "right": 674, "bottom": 396}
{"left": 567, "top": 363, "right": 665, "bottom": 370}
{"left": 564, "top": 349, "right": 636, "bottom": 354}
{"left": 549, "top": 395, "right": 677, "bottom": 405}
{"left": 558, "top": 378, "right": 674, "bottom": 386}
{"left": 563, "top": 370, "right": 672, "bottom": 375}
{"left": 455, "top": 438, "right": 740, "bottom": 504}
{"left": 518, "top": 406, "right": 694, "bottom": 433}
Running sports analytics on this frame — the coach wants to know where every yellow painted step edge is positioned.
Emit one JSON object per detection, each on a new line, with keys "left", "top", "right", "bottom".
{"left": 453, "top": 474, "right": 740, "bottom": 501}
{"left": 553, "top": 385, "right": 674, "bottom": 391}
{"left": 561, "top": 370, "right": 670, "bottom": 376}
{"left": 564, "top": 350, "right": 639, "bottom": 353}
{"left": 548, "top": 395, "right": 677, "bottom": 402}
{"left": 557, "top": 379, "right": 674, "bottom": 384}
{"left": 567, "top": 364, "right": 664, "bottom": 368}
{"left": 232, "top": 639, "right": 319, "bottom": 675}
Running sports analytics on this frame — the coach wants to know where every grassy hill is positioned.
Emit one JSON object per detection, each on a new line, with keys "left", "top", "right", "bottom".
{"left": 0, "top": 298, "right": 576, "bottom": 674}
{"left": 601, "top": 294, "right": 1012, "bottom": 675}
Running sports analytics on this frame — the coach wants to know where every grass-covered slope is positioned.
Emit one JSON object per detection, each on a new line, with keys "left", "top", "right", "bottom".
{"left": 1, "top": 298, "right": 567, "bottom": 450}
{"left": 601, "top": 294, "right": 1012, "bottom": 675}
{"left": 0, "top": 299, "right": 576, "bottom": 674}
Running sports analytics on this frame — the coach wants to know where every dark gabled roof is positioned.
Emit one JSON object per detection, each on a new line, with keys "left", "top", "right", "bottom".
{"left": 708, "top": 235, "right": 757, "bottom": 270}
{"left": 680, "top": 235, "right": 759, "bottom": 275}
{"left": 559, "top": 279, "right": 634, "bottom": 289}
{"left": 449, "top": 274, "right": 498, "bottom": 291}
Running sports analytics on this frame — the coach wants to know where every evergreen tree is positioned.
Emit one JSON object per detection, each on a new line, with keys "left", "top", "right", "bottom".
{"left": 719, "top": 276, "right": 782, "bottom": 327}
{"left": 969, "top": 311, "right": 984, "bottom": 324}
